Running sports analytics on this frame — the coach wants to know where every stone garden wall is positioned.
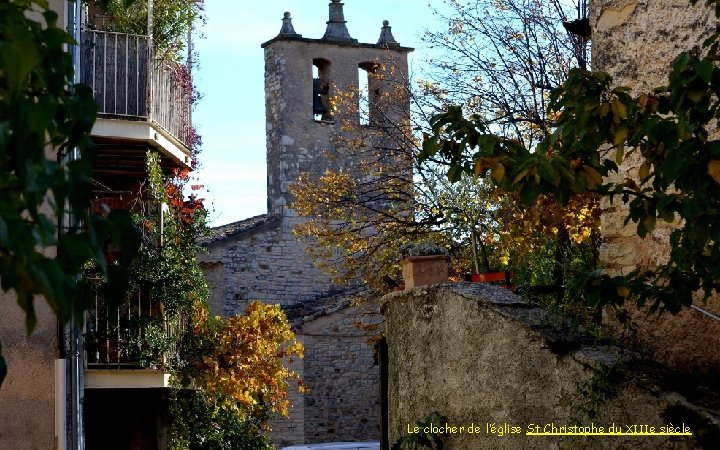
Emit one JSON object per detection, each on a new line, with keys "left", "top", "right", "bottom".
{"left": 383, "top": 283, "right": 719, "bottom": 450}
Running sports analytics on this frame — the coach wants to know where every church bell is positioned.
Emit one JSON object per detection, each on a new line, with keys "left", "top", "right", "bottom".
{"left": 313, "top": 78, "right": 328, "bottom": 115}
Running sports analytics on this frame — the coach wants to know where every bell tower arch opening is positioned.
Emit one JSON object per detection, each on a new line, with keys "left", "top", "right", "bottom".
{"left": 358, "top": 61, "right": 382, "bottom": 126}
{"left": 313, "top": 58, "right": 332, "bottom": 122}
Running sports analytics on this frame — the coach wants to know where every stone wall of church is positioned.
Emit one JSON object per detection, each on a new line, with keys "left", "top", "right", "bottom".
{"left": 200, "top": 217, "right": 337, "bottom": 313}
{"left": 201, "top": 224, "right": 379, "bottom": 447}
{"left": 299, "top": 307, "right": 381, "bottom": 444}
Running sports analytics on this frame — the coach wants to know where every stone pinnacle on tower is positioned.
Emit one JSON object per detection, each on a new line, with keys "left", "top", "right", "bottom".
{"left": 322, "top": 0, "right": 357, "bottom": 43}
{"left": 278, "top": 11, "right": 301, "bottom": 38}
{"left": 377, "top": 20, "right": 399, "bottom": 47}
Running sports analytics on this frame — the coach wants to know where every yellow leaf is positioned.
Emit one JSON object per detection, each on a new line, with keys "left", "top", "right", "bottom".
{"left": 708, "top": 159, "right": 720, "bottom": 184}
{"left": 582, "top": 166, "right": 603, "bottom": 189}
{"left": 513, "top": 168, "right": 531, "bottom": 184}
{"left": 613, "top": 126, "right": 628, "bottom": 146}
{"left": 611, "top": 98, "right": 627, "bottom": 121}
{"left": 598, "top": 103, "right": 610, "bottom": 117}
{"left": 688, "top": 89, "right": 705, "bottom": 103}
{"left": 491, "top": 163, "right": 505, "bottom": 183}
{"left": 615, "top": 145, "right": 624, "bottom": 165}
{"left": 474, "top": 159, "right": 483, "bottom": 177}
{"left": 616, "top": 286, "right": 630, "bottom": 298}
{"left": 639, "top": 160, "right": 651, "bottom": 180}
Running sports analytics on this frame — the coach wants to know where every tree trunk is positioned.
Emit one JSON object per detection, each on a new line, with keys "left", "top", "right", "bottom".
{"left": 553, "top": 225, "right": 569, "bottom": 303}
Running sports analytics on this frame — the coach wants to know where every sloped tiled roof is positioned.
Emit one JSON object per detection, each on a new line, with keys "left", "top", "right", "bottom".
{"left": 203, "top": 214, "right": 276, "bottom": 245}
{"left": 283, "top": 286, "right": 367, "bottom": 327}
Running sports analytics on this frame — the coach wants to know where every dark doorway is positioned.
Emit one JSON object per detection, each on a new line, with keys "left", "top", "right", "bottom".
{"left": 85, "top": 388, "right": 170, "bottom": 450}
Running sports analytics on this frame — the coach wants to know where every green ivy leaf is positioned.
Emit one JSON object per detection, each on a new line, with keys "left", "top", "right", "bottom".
{"left": 694, "top": 58, "right": 714, "bottom": 83}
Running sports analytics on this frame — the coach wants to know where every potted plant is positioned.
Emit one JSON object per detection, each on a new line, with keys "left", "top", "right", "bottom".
{"left": 84, "top": 327, "right": 124, "bottom": 364}
{"left": 431, "top": 172, "right": 510, "bottom": 286}
{"left": 399, "top": 243, "right": 450, "bottom": 289}
{"left": 456, "top": 205, "right": 514, "bottom": 290}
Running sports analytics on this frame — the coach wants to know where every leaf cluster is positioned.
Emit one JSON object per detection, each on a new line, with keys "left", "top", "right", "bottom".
{"left": 126, "top": 152, "right": 209, "bottom": 318}
{"left": 421, "top": 0, "right": 720, "bottom": 314}
{"left": 90, "top": 0, "right": 205, "bottom": 62}
{"left": 189, "top": 301, "right": 305, "bottom": 420}
{"left": 93, "top": 156, "right": 294, "bottom": 445}
{"left": 291, "top": 2, "right": 598, "bottom": 299}
{"left": 0, "top": 0, "right": 141, "bottom": 334}
{"left": 168, "top": 390, "right": 273, "bottom": 450}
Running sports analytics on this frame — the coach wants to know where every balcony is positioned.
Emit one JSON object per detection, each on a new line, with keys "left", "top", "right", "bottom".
{"left": 83, "top": 276, "right": 186, "bottom": 389}
{"left": 80, "top": 29, "right": 193, "bottom": 174}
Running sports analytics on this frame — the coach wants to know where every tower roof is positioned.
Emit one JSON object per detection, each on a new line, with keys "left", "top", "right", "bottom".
{"left": 377, "top": 20, "right": 399, "bottom": 47}
{"left": 261, "top": 0, "right": 413, "bottom": 52}
{"left": 277, "top": 11, "right": 301, "bottom": 39}
{"left": 322, "top": 0, "right": 357, "bottom": 43}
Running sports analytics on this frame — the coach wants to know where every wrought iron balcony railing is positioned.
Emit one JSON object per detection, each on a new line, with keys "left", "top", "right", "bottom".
{"left": 84, "top": 277, "right": 186, "bottom": 369}
{"left": 80, "top": 29, "right": 192, "bottom": 150}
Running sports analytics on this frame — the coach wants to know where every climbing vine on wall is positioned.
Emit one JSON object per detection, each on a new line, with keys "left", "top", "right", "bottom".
{"left": 98, "top": 154, "right": 303, "bottom": 447}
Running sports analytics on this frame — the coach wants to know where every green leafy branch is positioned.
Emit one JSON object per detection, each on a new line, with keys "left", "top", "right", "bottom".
{"left": 420, "top": 0, "right": 720, "bottom": 315}
{"left": 0, "top": 0, "right": 141, "bottom": 335}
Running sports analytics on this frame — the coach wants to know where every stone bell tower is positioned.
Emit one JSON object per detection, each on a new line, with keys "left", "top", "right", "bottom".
{"left": 204, "top": 6, "right": 413, "bottom": 445}
{"left": 261, "top": 0, "right": 413, "bottom": 225}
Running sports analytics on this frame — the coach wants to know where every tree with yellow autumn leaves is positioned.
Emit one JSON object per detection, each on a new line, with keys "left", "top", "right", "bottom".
{"left": 291, "top": 0, "right": 598, "bottom": 312}
{"left": 121, "top": 154, "right": 304, "bottom": 448}
{"left": 169, "top": 300, "right": 304, "bottom": 449}
{"left": 191, "top": 301, "right": 304, "bottom": 419}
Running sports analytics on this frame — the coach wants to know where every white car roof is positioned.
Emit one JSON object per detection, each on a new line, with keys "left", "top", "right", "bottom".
{"left": 280, "top": 442, "right": 379, "bottom": 450}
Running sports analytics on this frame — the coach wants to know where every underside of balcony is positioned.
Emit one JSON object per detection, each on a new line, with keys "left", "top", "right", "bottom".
{"left": 84, "top": 369, "right": 173, "bottom": 389}
{"left": 90, "top": 137, "right": 182, "bottom": 195}
{"left": 92, "top": 118, "right": 192, "bottom": 170}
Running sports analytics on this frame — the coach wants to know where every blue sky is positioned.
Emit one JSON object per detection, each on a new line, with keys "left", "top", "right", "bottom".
{"left": 192, "top": 1, "right": 439, "bottom": 226}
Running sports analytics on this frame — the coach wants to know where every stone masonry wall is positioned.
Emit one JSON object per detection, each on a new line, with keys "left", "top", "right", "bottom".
{"left": 300, "top": 307, "right": 380, "bottom": 444}
{"left": 270, "top": 346, "right": 306, "bottom": 448}
{"left": 590, "top": 0, "right": 720, "bottom": 374}
{"left": 383, "top": 283, "right": 720, "bottom": 450}
{"left": 200, "top": 218, "right": 337, "bottom": 312}
{"left": 201, "top": 224, "right": 380, "bottom": 446}
{"left": 264, "top": 39, "right": 410, "bottom": 218}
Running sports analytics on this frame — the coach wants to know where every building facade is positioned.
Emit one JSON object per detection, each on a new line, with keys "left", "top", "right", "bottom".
{"left": 0, "top": 1, "right": 195, "bottom": 448}
{"left": 200, "top": 1, "right": 412, "bottom": 447}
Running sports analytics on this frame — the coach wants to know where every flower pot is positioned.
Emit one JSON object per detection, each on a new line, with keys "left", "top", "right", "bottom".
{"left": 401, "top": 255, "right": 449, "bottom": 289}
{"left": 470, "top": 270, "right": 515, "bottom": 290}
{"left": 97, "top": 339, "right": 123, "bottom": 364}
